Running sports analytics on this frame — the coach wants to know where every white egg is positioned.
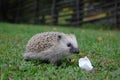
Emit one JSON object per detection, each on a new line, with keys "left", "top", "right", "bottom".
{"left": 79, "top": 56, "right": 93, "bottom": 71}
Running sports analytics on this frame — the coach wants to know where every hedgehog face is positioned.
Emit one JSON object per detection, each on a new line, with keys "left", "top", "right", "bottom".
{"left": 58, "top": 34, "right": 80, "bottom": 54}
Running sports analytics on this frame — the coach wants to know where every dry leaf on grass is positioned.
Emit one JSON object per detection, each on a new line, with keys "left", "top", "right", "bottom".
{"left": 70, "top": 58, "right": 76, "bottom": 62}
{"left": 97, "top": 37, "right": 102, "bottom": 42}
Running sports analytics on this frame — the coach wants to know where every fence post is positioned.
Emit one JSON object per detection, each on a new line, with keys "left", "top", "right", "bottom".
{"left": 115, "top": 0, "right": 120, "bottom": 29}
{"left": 72, "top": 0, "right": 83, "bottom": 26}
{"left": 118, "top": 2, "right": 120, "bottom": 29}
{"left": 76, "top": 0, "right": 84, "bottom": 26}
{"left": 34, "top": 0, "right": 39, "bottom": 24}
{"left": 0, "top": 0, "right": 8, "bottom": 22}
{"left": 76, "top": 0, "right": 80, "bottom": 26}
{"left": 15, "top": 0, "right": 22, "bottom": 23}
{"left": 51, "top": 0, "right": 58, "bottom": 25}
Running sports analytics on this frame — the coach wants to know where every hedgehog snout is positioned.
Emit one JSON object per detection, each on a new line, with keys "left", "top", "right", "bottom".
{"left": 70, "top": 48, "right": 80, "bottom": 54}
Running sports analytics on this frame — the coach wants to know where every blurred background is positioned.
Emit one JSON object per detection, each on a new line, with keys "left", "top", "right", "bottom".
{"left": 0, "top": 0, "right": 120, "bottom": 80}
{"left": 0, "top": 0, "right": 120, "bottom": 29}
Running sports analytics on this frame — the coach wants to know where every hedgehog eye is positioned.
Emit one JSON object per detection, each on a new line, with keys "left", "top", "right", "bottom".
{"left": 67, "top": 43, "right": 72, "bottom": 47}
{"left": 58, "top": 35, "right": 62, "bottom": 40}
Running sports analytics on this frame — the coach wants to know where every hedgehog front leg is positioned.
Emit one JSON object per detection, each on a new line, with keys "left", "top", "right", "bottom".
{"left": 23, "top": 48, "right": 57, "bottom": 61}
{"left": 23, "top": 52, "right": 40, "bottom": 61}
{"left": 49, "top": 59, "right": 62, "bottom": 66}
{"left": 23, "top": 49, "right": 51, "bottom": 60}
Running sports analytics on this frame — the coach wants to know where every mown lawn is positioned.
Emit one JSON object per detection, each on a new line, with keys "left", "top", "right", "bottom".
{"left": 0, "top": 22, "right": 120, "bottom": 80}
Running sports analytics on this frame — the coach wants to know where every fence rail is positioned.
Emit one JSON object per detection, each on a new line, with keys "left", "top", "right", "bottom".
{"left": 0, "top": 0, "right": 120, "bottom": 28}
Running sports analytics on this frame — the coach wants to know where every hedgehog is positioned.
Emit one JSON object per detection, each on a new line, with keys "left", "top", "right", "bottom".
{"left": 23, "top": 32, "right": 79, "bottom": 65}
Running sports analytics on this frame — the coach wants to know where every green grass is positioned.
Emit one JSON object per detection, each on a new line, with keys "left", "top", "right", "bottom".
{"left": 0, "top": 22, "right": 120, "bottom": 80}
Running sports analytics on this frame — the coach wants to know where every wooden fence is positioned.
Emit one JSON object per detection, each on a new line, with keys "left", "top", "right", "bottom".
{"left": 0, "top": 0, "right": 120, "bottom": 28}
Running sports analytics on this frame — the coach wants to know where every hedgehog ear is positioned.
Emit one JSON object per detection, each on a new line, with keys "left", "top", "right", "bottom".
{"left": 58, "top": 35, "right": 62, "bottom": 41}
